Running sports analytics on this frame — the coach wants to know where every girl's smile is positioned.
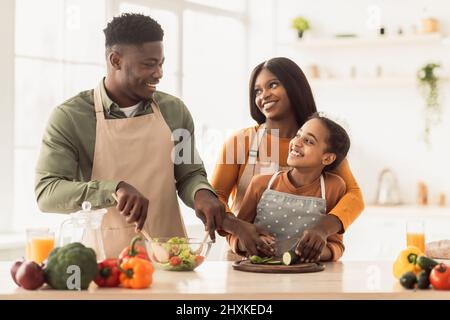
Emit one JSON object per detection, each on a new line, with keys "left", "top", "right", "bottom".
{"left": 288, "top": 146, "right": 303, "bottom": 158}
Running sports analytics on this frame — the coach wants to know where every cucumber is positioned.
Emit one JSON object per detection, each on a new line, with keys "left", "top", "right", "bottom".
{"left": 282, "top": 250, "right": 299, "bottom": 265}
{"left": 250, "top": 255, "right": 263, "bottom": 264}
{"left": 266, "top": 260, "right": 282, "bottom": 265}
{"left": 399, "top": 271, "right": 417, "bottom": 289}
{"left": 249, "top": 256, "right": 280, "bottom": 265}
{"left": 417, "top": 270, "right": 430, "bottom": 289}
{"left": 250, "top": 255, "right": 273, "bottom": 264}
{"left": 417, "top": 256, "right": 438, "bottom": 272}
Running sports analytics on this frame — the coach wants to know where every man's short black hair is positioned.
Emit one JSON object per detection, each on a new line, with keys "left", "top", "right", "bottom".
{"left": 104, "top": 13, "right": 164, "bottom": 50}
{"left": 308, "top": 113, "right": 351, "bottom": 171}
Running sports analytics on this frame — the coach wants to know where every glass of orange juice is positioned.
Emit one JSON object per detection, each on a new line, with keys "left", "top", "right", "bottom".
{"left": 406, "top": 220, "right": 426, "bottom": 253}
{"left": 26, "top": 228, "right": 55, "bottom": 264}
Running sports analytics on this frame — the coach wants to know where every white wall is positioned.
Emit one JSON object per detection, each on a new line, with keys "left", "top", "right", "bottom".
{"left": 251, "top": 0, "right": 450, "bottom": 206}
{"left": 0, "top": 0, "right": 15, "bottom": 232}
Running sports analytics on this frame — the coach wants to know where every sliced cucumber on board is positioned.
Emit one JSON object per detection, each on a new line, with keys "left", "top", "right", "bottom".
{"left": 249, "top": 256, "right": 282, "bottom": 265}
{"left": 282, "top": 250, "right": 300, "bottom": 265}
{"left": 265, "top": 260, "right": 282, "bottom": 265}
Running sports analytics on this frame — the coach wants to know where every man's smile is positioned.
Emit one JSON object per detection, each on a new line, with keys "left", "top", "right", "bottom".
{"left": 146, "top": 81, "right": 159, "bottom": 90}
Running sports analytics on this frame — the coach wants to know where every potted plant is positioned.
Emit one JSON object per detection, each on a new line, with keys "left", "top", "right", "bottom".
{"left": 417, "top": 63, "right": 441, "bottom": 146}
{"left": 291, "top": 16, "right": 310, "bottom": 39}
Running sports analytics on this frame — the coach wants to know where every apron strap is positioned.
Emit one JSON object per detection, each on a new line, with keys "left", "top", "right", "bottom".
{"left": 233, "top": 124, "right": 274, "bottom": 213}
{"left": 93, "top": 83, "right": 106, "bottom": 121}
{"left": 320, "top": 174, "right": 326, "bottom": 200}
{"left": 267, "top": 171, "right": 283, "bottom": 190}
{"left": 248, "top": 123, "right": 266, "bottom": 165}
{"left": 149, "top": 100, "right": 162, "bottom": 118}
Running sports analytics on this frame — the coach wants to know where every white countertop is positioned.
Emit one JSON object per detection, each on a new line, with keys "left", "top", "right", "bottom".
{"left": 2, "top": 261, "right": 450, "bottom": 300}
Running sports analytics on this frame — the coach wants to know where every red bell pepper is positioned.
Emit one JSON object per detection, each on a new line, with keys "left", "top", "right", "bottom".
{"left": 119, "top": 236, "right": 150, "bottom": 261}
{"left": 94, "top": 258, "right": 121, "bottom": 287}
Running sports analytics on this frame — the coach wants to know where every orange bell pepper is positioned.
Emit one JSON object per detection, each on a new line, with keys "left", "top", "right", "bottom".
{"left": 119, "top": 258, "right": 154, "bottom": 289}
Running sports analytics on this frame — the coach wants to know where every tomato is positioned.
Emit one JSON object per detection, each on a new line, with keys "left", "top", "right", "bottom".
{"left": 195, "top": 255, "right": 205, "bottom": 266}
{"left": 169, "top": 256, "right": 182, "bottom": 266}
{"left": 430, "top": 263, "right": 450, "bottom": 290}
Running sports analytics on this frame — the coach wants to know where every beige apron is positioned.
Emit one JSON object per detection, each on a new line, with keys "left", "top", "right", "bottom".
{"left": 225, "top": 123, "right": 291, "bottom": 260}
{"left": 91, "top": 83, "right": 186, "bottom": 258}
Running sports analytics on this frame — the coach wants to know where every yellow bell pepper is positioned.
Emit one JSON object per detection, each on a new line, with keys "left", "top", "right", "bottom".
{"left": 392, "top": 246, "right": 423, "bottom": 279}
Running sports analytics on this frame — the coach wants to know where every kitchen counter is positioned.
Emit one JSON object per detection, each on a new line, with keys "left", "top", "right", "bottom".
{"left": 1, "top": 261, "right": 450, "bottom": 300}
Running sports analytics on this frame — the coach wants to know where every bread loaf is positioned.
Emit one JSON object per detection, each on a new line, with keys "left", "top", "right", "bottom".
{"left": 426, "top": 240, "right": 450, "bottom": 259}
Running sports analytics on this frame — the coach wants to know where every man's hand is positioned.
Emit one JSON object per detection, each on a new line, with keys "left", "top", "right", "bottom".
{"left": 295, "top": 229, "right": 328, "bottom": 263}
{"left": 115, "top": 181, "right": 149, "bottom": 232}
{"left": 193, "top": 189, "right": 227, "bottom": 242}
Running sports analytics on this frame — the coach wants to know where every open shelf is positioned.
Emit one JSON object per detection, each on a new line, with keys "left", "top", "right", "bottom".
{"left": 285, "top": 33, "right": 445, "bottom": 49}
{"left": 308, "top": 77, "right": 449, "bottom": 87}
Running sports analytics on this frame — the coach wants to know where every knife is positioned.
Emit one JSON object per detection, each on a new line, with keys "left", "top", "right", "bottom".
{"left": 272, "top": 238, "right": 300, "bottom": 257}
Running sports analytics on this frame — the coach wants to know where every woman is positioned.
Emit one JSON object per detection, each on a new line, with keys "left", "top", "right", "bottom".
{"left": 211, "top": 57, "right": 364, "bottom": 259}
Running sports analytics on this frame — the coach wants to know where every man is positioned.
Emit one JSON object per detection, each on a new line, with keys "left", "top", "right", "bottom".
{"left": 35, "top": 13, "right": 270, "bottom": 258}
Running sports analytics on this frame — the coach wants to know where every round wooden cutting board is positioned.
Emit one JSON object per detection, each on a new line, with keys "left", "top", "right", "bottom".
{"left": 232, "top": 260, "right": 325, "bottom": 273}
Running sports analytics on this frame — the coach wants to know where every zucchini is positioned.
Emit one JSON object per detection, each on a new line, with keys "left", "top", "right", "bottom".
{"left": 417, "top": 256, "right": 438, "bottom": 272}
{"left": 266, "top": 260, "right": 282, "bottom": 265}
{"left": 417, "top": 270, "right": 430, "bottom": 289}
{"left": 282, "top": 250, "right": 299, "bottom": 265}
{"left": 399, "top": 271, "right": 417, "bottom": 289}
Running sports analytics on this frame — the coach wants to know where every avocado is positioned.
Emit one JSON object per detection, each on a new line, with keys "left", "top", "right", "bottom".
{"left": 400, "top": 271, "right": 417, "bottom": 289}
{"left": 417, "top": 270, "right": 431, "bottom": 289}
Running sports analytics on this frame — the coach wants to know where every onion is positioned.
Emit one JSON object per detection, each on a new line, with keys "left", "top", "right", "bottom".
{"left": 15, "top": 261, "right": 45, "bottom": 290}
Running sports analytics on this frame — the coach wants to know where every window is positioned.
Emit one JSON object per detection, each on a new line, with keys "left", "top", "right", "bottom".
{"left": 14, "top": 0, "right": 107, "bottom": 231}
{"left": 187, "top": 0, "right": 246, "bottom": 13}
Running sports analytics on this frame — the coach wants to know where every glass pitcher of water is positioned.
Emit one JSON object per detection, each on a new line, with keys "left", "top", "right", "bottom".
{"left": 59, "top": 201, "right": 107, "bottom": 261}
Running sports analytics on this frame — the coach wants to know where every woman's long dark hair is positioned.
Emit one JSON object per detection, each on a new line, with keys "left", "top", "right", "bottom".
{"left": 249, "top": 57, "right": 317, "bottom": 127}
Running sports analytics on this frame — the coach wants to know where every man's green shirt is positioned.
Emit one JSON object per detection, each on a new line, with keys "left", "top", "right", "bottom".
{"left": 35, "top": 81, "right": 214, "bottom": 213}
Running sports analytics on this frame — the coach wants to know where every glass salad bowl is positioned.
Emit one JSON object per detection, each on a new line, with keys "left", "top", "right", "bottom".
{"left": 146, "top": 237, "right": 212, "bottom": 271}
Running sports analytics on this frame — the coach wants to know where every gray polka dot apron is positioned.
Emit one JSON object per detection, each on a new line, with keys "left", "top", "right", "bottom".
{"left": 254, "top": 171, "right": 327, "bottom": 256}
